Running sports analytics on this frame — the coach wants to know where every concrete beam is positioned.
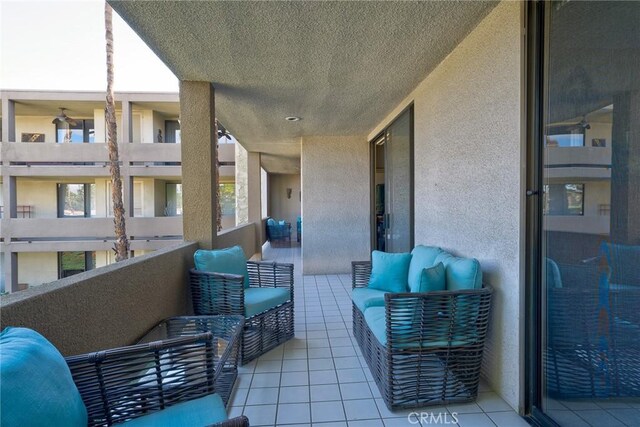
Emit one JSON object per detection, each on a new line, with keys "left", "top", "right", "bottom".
{"left": 179, "top": 81, "right": 218, "bottom": 249}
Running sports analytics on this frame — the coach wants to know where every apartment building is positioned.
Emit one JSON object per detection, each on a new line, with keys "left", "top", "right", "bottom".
{"left": 0, "top": 90, "right": 237, "bottom": 292}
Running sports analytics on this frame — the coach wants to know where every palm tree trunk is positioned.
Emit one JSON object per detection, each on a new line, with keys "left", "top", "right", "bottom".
{"left": 105, "top": 2, "right": 129, "bottom": 261}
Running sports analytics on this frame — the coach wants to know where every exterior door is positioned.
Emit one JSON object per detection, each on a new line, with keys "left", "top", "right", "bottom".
{"left": 529, "top": 2, "right": 640, "bottom": 425}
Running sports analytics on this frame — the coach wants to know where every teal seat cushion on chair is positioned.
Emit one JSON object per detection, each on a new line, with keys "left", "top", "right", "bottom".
{"left": 408, "top": 245, "right": 444, "bottom": 292}
{"left": 117, "top": 393, "right": 227, "bottom": 426}
{"left": 445, "top": 257, "right": 482, "bottom": 290}
{"left": 245, "top": 287, "right": 291, "bottom": 318}
{"left": 194, "top": 245, "right": 250, "bottom": 289}
{"left": 368, "top": 251, "right": 412, "bottom": 293}
{"left": 415, "top": 262, "right": 446, "bottom": 293}
{"left": 0, "top": 327, "right": 88, "bottom": 427}
{"left": 351, "top": 287, "right": 388, "bottom": 313}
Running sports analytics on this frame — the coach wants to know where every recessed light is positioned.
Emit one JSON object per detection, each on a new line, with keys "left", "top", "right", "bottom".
{"left": 285, "top": 116, "right": 301, "bottom": 122}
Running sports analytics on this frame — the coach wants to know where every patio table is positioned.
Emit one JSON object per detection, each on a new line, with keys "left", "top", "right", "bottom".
{"left": 137, "top": 315, "right": 244, "bottom": 406}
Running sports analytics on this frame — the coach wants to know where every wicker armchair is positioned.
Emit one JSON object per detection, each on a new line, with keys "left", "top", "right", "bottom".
{"left": 65, "top": 332, "right": 249, "bottom": 426}
{"left": 352, "top": 261, "right": 493, "bottom": 410}
{"left": 266, "top": 220, "right": 291, "bottom": 247}
{"left": 190, "top": 261, "right": 295, "bottom": 364}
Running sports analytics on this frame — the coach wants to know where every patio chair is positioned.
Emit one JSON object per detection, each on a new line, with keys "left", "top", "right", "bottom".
{"left": 266, "top": 217, "right": 291, "bottom": 247}
{"left": 351, "top": 246, "right": 493, "bottom": 410}
{"left": 0, "top": 327, "right": 249, "bottom": 427}
{"left": 190, "top": 245, "right": 294, "bottom": 364}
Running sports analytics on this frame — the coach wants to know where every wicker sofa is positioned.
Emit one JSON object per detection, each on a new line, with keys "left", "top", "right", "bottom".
{"left": 0, "top": 327, "right": 249, "bottom": 427}
{"left": 266, "top": 217, "right": 292, "bottom": 247}
{"left": 352, "top": 246, "right": 493, "bottom": 410}
{"left": 190, "top": 246, "right": 294, "bottom": 364}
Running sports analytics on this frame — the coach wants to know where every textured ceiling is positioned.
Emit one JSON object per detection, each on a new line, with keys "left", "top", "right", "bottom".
{"left": 111, "top": 0, "right": 496, "bottom": 172}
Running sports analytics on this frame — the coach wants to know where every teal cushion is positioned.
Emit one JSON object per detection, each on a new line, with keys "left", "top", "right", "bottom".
{"left": 364, "top": 306, "right": 476, "bottom": 348}
{"left": 351, "top": 287, "right": 387, "bottom": 313}
{"left": 363, "top": 306, "right": 388, "bottom": 345}
{"left": 408, "top": 246, "right": 444, "bottom": 292}
{"left": 194, "top": 246, "right": 249, "bottom": 289}
{"left": 546, "top": 257, "right": 562, "bottom": 288}
{"left": 267, "top": 218, "right": 276, "bottom": 226}
{"left": 368, "top": 251, "right": 412, "bottom": 293}
{"left": 117, "top": 393, "right": 227, "bottom": 426}
{"left": 0, "top": 327, "right": 88, "bottom": 427}
{"left": 278, "top": 220, "right": 286, "bottom": 226}
{"left": 245, "top": 287, "right": 291, "bottom": 318}
{"left": 415, "top": 262, "right": 446, "bottom": 293}
{"left": 445, "top": 257, "right": 482, "bottom": 291}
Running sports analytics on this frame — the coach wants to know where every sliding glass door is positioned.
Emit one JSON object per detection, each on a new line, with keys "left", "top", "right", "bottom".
{"left": 371, "top": 107, "right": 413, "bottom": 253}
{"left": 531, "top": 2, "right": 640, "bottom": 425}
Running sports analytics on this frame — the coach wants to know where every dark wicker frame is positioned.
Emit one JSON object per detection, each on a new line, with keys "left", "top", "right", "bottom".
{"left": 266, "top": 221, "right": 292, "bottom": 247}
{"left": 65, "top": 332, "right": 249, "bottom": 427}
{"left": 190, "top": 261, "right": 295, "bottom": 364}
{"left": 352, "top": 261, "right": 493, "bottom": 410}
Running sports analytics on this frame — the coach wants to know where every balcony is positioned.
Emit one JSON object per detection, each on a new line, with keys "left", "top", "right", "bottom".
{"left": 0, "top": 236, "right": 522, "bottom": 426}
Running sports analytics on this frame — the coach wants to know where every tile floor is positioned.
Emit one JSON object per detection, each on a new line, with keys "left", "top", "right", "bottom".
{"left": 225, "top": 243, "right": 529, "bottom": 427}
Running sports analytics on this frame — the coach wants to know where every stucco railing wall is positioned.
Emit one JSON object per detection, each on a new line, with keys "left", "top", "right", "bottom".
{"left": 215, "top": 222, "right": 258, "bottom": 258}
{"left": 0, "top": 242, "right": 198, "bottom": 356}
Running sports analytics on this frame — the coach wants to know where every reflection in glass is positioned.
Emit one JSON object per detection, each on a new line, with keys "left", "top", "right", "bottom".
{"left": 542, "top": 2, "right": 640, "bottom": 424}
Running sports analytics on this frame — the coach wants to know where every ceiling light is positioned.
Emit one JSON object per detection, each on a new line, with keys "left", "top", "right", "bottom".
{"left": 285, "top": 116, "right": 301, "bottom": 122}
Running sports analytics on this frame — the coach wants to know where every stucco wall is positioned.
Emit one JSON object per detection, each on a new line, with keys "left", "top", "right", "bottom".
{"left": 17, "top": 252, "right": 58, "bottom": 287}
{"left": 1, "top": 242, "right": 197, "bottom": 356}
{"left": 268, "top": 173, "right": 301, "bottom": 227}
{"left": 301, "top": 136, "right": 370, "bottom": 274}
{"left": 369, "top": 1, "right": 523, "bottom": 410}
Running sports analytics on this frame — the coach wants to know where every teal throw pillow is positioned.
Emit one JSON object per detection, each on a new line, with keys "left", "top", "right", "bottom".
{"left": 408, "top": 245, "right": 444, "bottom": 292}
{"left": 368, "top": 250, "right": 412, "bottom": 293}
{"left": 267, "top": 218, "right": 276, "bottom": 226}
{"left": 194, "top": 245, "right": 250, "bottom": 288}
{"left": 445, "top": 257, "right": 482, "bottom": 291}
{"left": 415, "top": 262, "right": 446, "bottom": 293}
{"left": 0, "top": 327, "right": 88, "bottom": 427}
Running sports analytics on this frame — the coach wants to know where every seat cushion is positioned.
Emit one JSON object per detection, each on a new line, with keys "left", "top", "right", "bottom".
{"left": 245, "top": 287, "right": 291, "bottom": 318}
{"left": 368, "top": 251, "right": 412, "bottom": 293}
{"left": 116, "top": 393, "right": 227, "bottom": 426}
{"left": 416, "top": 262, "right": 446, "bottom": 293}
{"left": 363, "top": 306, "right": 388, "bottom": 345}
{"left": 408, "top": 245, "right": 444, "bottom": 292}
{"left": 0, "top": 327, "right": 88, "bottom": 427}
{"left": 445, "top": 257, "right": 482, "bottom": 291}
{"left": 267, "top": 218, "right": 276, "bottom": 226}
{"left": 194, "top": 245, "right": 250, "bottom": 289}
{"left": 351, "top": 287, "right": 387, "bottom": 313}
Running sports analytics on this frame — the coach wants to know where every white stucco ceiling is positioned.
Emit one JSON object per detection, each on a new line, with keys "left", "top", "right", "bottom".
{"left": 110, "top": 0, "right": 497, "bottom": 172}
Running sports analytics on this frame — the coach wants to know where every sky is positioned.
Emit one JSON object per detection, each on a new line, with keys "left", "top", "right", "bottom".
{"left": 0, "top": 0, "right": 179, "bottom": 92}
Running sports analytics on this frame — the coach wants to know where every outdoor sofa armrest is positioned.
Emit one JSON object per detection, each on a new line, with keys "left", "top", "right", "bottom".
{"left": 247, "top": 261, "right": 294, "bottom": 293}
{"left": 189, "top": 269, "right": 245, "bottom": 316}
{"left": 383, "top": 286, "right": 493, "bottom": 349}
{"left": 66, "top": 332, "right": 217, "bottom": 427}
{"left": 352, "top": 261, "right": 372, "bottom": 289}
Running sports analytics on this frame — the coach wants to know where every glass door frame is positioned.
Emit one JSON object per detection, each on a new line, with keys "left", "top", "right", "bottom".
{"left": 369, "top": 104, "right": 415, "bottom": 253}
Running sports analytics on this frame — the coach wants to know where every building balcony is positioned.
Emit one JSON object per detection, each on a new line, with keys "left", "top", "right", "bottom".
{"left": 0, "top": 234, "right": 522, "bottom": 426}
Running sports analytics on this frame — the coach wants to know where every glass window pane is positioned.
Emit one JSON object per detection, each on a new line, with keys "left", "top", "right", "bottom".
{"left": 61, "top": 184, "right": 86, "bottom": 217}
{"left": 542, "top": 2, "right": 640, "bottom": 421}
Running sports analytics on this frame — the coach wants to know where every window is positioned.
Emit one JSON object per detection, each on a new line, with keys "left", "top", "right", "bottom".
{"left": 543, "top": 184, "right": 584, "bottom": 215}
{"left": 165, "top": 183, "right": 183, "bottom": 216}
{"left": 56, "top": 120, "right": 95, "bottom": 143}
{"left": 58, "top": 252, "right": 95, "bottom": 279}
{"left": 164, "top": 120, "right": 181, "bottom": 144}
{"left": 219, "top": 183, "right": 236, "bottom": 216}
{"left": 57, "top": 184, "right": 96, "bottom": 217}
{"left": 545, "top": 125, "right": 585, "bottom": 147}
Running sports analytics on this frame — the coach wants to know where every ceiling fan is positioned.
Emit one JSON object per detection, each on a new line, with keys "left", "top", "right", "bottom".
{"left": 52, "top": 107, "right": 78, "bottom": 126}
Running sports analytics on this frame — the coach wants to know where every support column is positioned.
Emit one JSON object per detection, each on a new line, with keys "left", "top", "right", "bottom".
{"left": 610, "top": 90, "right": 640, "bottom": 244}
{"left": 179, "top": 81, "right": 218, "bottom": 249}
{"left": 121, "top": 99, "right": 132, "bottom": 144}
{"left": 235, "top": 143, "right": 249, "bottom": 226}
{"left": 1, "top": 98, "right": 16, "bottom": 142}
{"left": 247, "top": 152, "right": 263, "bottom": 258}
{"left": 2, "top": 251, "right": 18, "bottom": 293}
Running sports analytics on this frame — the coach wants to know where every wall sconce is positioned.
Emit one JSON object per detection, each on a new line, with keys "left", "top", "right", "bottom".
{"left": 286, "top": 188, "right": 292, "bottom": 199}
